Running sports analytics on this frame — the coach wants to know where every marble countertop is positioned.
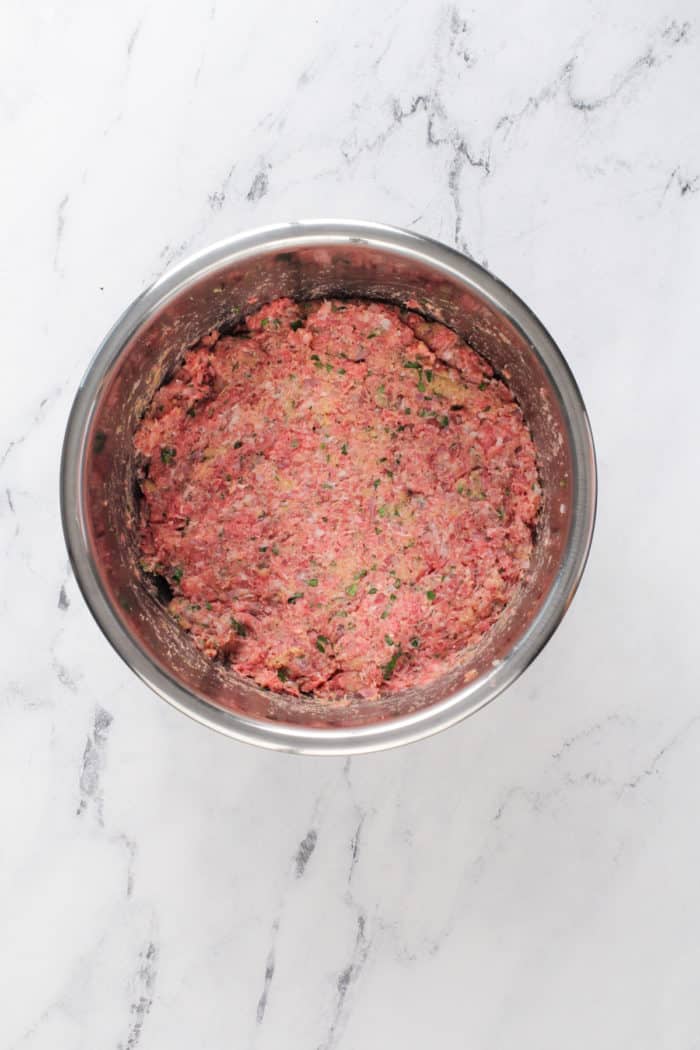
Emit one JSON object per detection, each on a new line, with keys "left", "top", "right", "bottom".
{"left": 3, "top": 1, "right": 700, "bottom": 1046}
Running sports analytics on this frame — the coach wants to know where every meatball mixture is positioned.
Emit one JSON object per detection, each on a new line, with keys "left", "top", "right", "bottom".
{"left": 135, "top": 298, "right": 540, "bottom": 700}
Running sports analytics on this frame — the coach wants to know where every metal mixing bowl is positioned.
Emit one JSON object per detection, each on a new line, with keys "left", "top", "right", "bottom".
{"left": 60, "top": 221, "right": 596, "bottom": 754}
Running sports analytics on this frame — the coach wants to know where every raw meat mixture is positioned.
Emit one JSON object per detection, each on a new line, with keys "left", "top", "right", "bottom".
{"left": 134, "top": 298, "right": 540, "bottom": 700}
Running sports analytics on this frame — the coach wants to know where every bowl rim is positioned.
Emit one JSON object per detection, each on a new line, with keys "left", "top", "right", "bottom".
{"left": 60, "top": 219, "right": 597, "bottom": 755}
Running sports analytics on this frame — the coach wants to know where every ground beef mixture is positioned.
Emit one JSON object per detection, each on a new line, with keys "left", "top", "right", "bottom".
{"left": 134, "top": 298, "right": 540, "bottom": 700}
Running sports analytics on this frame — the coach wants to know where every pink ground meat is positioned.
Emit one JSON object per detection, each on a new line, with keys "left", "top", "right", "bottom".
{"left": 134, "top": 298, "right": 540, "bottom": 700}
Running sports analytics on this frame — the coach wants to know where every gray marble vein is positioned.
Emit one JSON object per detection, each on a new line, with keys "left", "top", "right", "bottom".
{"left": 76, "top": 706, "right": 114, "bottom": 822}
{"left": 294, "top": 828, "right": 318, "bottom": 878}
{"left": 317, "top": 913, "right": 371, "bottom": 1050}
{"left": 254, "top": 918, "right": 279, "bottom": 1025}
{"left": 119, "top": 942, "right": 158, "bottom": 1050}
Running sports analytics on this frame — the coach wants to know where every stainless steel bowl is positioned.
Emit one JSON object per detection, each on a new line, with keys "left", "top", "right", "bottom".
{"left": 61, "top": 221, "right": 596, "bottom": 754}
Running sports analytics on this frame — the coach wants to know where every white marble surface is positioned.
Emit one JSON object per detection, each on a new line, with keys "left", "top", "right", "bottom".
{"left": 3, "top": 0, "right": 700, "bottom": 1046}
